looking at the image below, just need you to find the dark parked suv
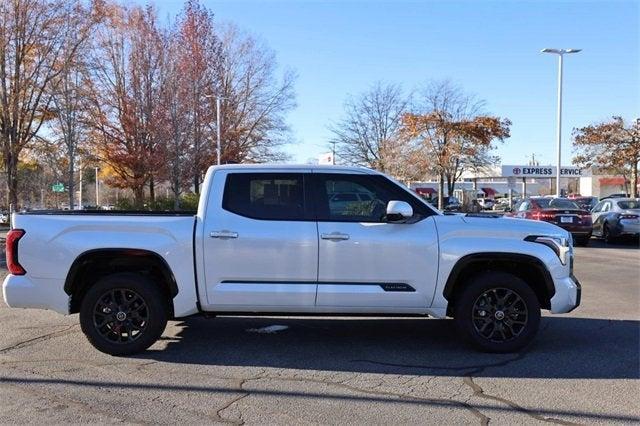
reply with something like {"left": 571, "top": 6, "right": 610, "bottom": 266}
{"left": 511, "top": 197, "right": 592, "bottom": 246}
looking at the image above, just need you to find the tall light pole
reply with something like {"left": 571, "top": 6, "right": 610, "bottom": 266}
{"left": 95, "top": 167, "right": 99, "bottom": 207}
{"left": 541, "top": 48, "right": 581, "bottom": 197}
{"left": 205, "top": 94, "right": 224, "bottom": 165}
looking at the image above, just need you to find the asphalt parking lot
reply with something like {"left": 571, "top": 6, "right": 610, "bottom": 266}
{"left": 0, "top": 239, "right": 638, "bottom": 424}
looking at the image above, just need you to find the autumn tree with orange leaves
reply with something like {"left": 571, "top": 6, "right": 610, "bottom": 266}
{"left": 86, "top": 4, "right": 167, "bottom": 208}
{"left": 573, "top": 117, "right": 639, "bottom": 197}
{"left": 402, "top": 81, "right": 511, "bottom": 209}
{"left": 0, "top": 0, "right": 101, "bottom": 208}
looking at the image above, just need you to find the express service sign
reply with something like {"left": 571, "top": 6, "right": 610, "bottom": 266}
{"left": 501, "top": 165, "right": 586, "bottom": 178}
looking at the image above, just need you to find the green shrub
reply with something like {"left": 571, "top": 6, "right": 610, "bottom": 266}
{"left": 114, "top": 193, "right": 200, "bottom": 211}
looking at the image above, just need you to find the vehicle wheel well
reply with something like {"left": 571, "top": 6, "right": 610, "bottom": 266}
{"left": 64, "top": 249, "right": 177, "bottom": 317}
{"left": 444, "top": 254, "right": 554, "bottom": 316}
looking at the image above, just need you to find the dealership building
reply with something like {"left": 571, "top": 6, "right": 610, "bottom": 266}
{"left": 410, "top": 164, "right": 634, "bottom": 200}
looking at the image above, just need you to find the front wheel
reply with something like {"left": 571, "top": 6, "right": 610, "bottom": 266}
{"left": 454, "top": 272, "right": 541, "bottom": 353}
{"left": 79, "top": 273, "right": 168, "bottom": 356}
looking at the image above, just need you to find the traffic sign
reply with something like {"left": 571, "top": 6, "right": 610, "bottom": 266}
{"left": 52, "top": 183, "right": 65, "bottom": 192}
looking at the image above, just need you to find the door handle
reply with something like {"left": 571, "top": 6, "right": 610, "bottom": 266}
{"left": 210, "top": 231, "right": 239, "bottom": 239}
{"left": 321, "top": 232, "right": 350, "bottom": 241}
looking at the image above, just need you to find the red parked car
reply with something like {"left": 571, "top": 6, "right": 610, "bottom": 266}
{"left": 511, "top": 197, "right": 592, "bottom": 246}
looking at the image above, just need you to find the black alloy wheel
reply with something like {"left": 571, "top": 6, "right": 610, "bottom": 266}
{"left": 454, "top": 271, "right": 541, "bottom": 353}
{"left": 93, "top": 288, "right": 149, "bottom": 344}
{"left": 80, "top": 273, "right": 168, "bottom": 356}
{"left": 471, "top": 288, "right": 528, "bottom": 343}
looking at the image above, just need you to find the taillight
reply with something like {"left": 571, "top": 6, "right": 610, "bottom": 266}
{"left": 533, "top": 212, "right": 555, "bottom": 221}
{"left": 580, "top": 213, "right": 592, "bottom": 223}
{"left": 6, "top": 229, "right": 26, "bottom": 275}
{"left": 620, "top": 214, "right": 639, "bottom": 220}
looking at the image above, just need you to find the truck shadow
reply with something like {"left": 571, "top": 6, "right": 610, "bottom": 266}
{"left": 137, "top": 316, "right": 639, "bottom": 380}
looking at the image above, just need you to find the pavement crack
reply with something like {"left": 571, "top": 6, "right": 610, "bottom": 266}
{"left": 0, "top": 324, "right": 79, "bottom": 354}
{"left": 265, "top": 374, "right": 490, "bottom": 425}
{"left": 215, "top": 370, "right": 266, "bottom": 425}
{"left": 462, "top": 376, "right": 578, "bottom": 425}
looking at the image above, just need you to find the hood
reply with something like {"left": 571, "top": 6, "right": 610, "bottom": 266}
{"left": 433, "top": 214, "right": 570, "bottom": 242}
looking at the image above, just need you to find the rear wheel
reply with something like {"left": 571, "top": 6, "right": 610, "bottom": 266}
{"left": 454, "top": 272, "right": 541, "bottom": 353}
{"left": 603, "top": 223, "right": 615, "bottom": 244}
{"left": 79, "top": 273, "right": 168, "bottom": 356}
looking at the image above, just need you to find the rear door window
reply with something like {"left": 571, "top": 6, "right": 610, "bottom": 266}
{"left": 222, "top": 173, "right": 310, "bottom": 221}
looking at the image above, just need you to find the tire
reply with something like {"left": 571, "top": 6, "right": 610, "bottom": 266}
{"left": 575, "top": 236, "right": 590, "bottom": 247}
{"left": 603, "top": 223, "right": 615, "bottom": 244}
{"left": 79, "top": 272, "right": 168, "bottom": 356}
{"left": 453, "top": 271, "right": 541, "bottom": 353}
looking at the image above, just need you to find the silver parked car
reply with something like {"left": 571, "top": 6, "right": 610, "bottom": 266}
{"left": 591, "top": 198, "right": 640, "bottom": 242}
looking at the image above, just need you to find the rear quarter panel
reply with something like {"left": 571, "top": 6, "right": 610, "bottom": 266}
{"left": 12, "top": 214, "right": 198, "bottom": 317}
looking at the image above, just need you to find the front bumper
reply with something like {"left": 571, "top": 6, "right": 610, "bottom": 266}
{"left": 2, "top": 275, "right": 70, "bottom": 315}
{"left": 550, "top": 274, "right": 581, "bottom": 314}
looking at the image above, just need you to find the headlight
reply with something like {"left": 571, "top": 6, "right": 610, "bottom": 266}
{"left": 525, "top": 235, "right": 572, "bottom": 265}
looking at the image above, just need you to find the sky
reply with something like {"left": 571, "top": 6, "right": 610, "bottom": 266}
{"left": 144, "top": 0, "right": 639, "bottom": 166}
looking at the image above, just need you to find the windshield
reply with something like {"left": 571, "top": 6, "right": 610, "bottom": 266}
{"left": 535, "top": 198, "right": 580, "bottom": 210}
{"left": 617, "top": 200, "right": 640, "bottom": 209}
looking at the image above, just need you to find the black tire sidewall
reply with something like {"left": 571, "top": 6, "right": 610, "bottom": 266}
{"left": 79, "top": 272, "right": 168, "bottom": 356}
{"left": 454, "top": 271, "right": 541, "bottom": 353}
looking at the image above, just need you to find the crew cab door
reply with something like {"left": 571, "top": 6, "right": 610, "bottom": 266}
{"left": 201, "top": 169, "right": 318, "bottom": 310}
{"left": 313, "top": 172, "right": 439, "bottom": 310}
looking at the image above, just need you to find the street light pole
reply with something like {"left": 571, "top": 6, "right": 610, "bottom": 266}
{"left": 205, "top": 94, "right": 224, "bottom": 165}
{"left": 95, "top": 167, "right": 99, "bottom": 207}
{"left": 541, "top": 48, "right": 581, "bottom": 197}
{"left": 216, "top": 96, "right": 221, "bottom": 165}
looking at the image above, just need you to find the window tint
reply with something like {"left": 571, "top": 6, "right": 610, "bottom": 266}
{"left": 617, "top": 200, "right": 640, "bottom": 209}
{"left": 602, "top": 202, "right": 611, "bottom": 212}
{"left": 315, "top": 174, "right": 431, "bottom": 222}
{"left": 535, "top": 198, "right": 580, "bottom": 209}
{"left": 223, "top": 173, "right": 307, "bottom": 220}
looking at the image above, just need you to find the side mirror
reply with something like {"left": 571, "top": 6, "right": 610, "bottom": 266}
{"left": 504, "top": 207, "right": 512, "bottom": 212}
{"left": 386, "top": 200, "right": 413, "bottom": 222}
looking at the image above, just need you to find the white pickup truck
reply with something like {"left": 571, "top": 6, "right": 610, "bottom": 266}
{"left": 3, "top": 165, "right": 581, "bottom": 355}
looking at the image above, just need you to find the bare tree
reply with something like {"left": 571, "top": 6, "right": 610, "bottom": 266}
{"left": 48, "top": 52, "right": 91, "bottom": 209}
{"left": 215, "top": 24, "right": 296, "bottom": 164}
{"left": 330, "top": 82, "right": 416, "bottom": 176}
{"left": 160, "top": 33, "right": 192, "bottom": 209}
{"left": 402, "top": 81, "right": 511, "bottom": 209}
{"left": 174, "top": 0, "right": 221, "bottom": 194}
{"left": 0, "top": 0, "right": 98, "bottom": 208}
